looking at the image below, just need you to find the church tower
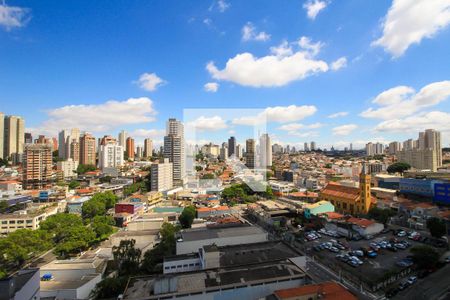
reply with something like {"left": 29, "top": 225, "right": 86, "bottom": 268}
{"left": 359, "top": 163, "right": 372, "bottom": 213}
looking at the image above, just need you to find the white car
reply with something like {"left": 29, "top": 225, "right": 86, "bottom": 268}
{"left": 397, "top": 230, "right": 407, "bottom": 237}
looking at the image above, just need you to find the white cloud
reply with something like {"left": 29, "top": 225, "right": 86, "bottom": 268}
{"left": 203, "top": 18, "right": 212, "bottom": 26}
{"left": 307, "top": 122, "right": 324, "bottom": 129}
{"left": 207, "top": 36, "right": 329, "bottom": 87}
{"left": 331, "top": 56, "right": 347, "bottom": 71}
{"left": 287, "top": 131, "right": 319, "bottom": 138}
{"left": 360, "top": 81, "right": 450, "bottom": 120}
{"left": 374, "top": 111, "right": 450, "bottom": 134}
{"left": 30, "top": 97, "right": 157, "bottom": 136}
{"left": 209, "top": 0, "right": 230, "bottom": 13}
{"left": 332, "top": 124, "right": 357, "bottom": 136}
{"left": 278, "top": 122, "right": 323, "bottom": 131}
{"left": 242, "top": 22, "right": 271, "bottom": 42}
{"left": 131, "top": 128, "right": 165, "bottom": 138}
{"left": 303, "top": 0, "right": 328, "bottom": 20}
{"left": 136, "top": 72, "right": 166, "bottom": 91}
{"left": 233, "top": 105, "right": 317, "bottom": 125}
{"left": 187, "top": 116, "right": 228, "bottom": 131}
{"left": 204, "top": 82, "right": 219, "bottom": 92}
{"left": 328, "top": 111, "right": 348, "bottom": 118}
{"left": 372, "top": 0, "right": 450, "bottom": 58}
{"left": 0, "top": 3, "right": 30, "bottom": 30}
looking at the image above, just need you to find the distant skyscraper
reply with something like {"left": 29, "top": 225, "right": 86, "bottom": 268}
{"left": 126, "top": 137, "right": 135, "bottom": 160}
{"left": 58, "top": 130, "right": 69, "bottom": 159}
{"left": 365, "top": 142, "right": 384, "bottom": 156}
{"left": 4, "top": 115, "right": 25, "bottom": 162}
{"left": 310, "top": 141, "right": 316, "bottom": 151}
{"left": 23, "top": 144, "right": 52, "bottom": 189}
{"left": 259, "top": 133, "right": 272, "bottom": 167}
{"left": 136, "top": 146, "right": 144, "bottom": 158}
{"left": 118, "top": 130, "right": 127, "bottom": 148}
{"left": 304, "top": 142, "right": 309, "bottom": 152}
{"left": 144, "top": 138, "right": 153, "bottom": 158}
{"left": 70, "top": 139, "right": 80, "bottom": 162}
{"left": 80, "top": 133, "right": 96, "bottom": 165}
{"left": 24, "top": 132, "right": 33, "bottom": 144}
{"left": 220, "top": 143, "right": 228, "bottom": 161}
{"left": 228, "top": 136, "right": 236, "bottom": 157}
{"left": 350, "top": 143, "right": 353, "bottom": 151}
{"left": 388, "top": 141, "right": 401, "bottom": 155}
{"left": 235, "top": 144, "right": 242, "bottom": 158}
{"left": 245, "top": 139, "right": 256, "bottom": 169}
{"left": 164, "top": 118, "right": 185, "bottom": 186}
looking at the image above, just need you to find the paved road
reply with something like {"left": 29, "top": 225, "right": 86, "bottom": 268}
{"left": 393, "top": 263, "right": 450, "bottom": 300}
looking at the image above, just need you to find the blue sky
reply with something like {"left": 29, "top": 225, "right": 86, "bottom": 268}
{"left": 1, "top": 0, "right": 450, "bottom": 149}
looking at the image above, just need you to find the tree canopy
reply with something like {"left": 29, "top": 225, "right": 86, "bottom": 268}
{"left": 82, "top": 191, "right": 118, "bottom": 220}
{"left": 141, "top": 223, "right": 178, "bottom": 273}
{"left": 410, "top": 245, "right": 440, "bottom": 269}
{"left": 367, "top": 207, "right": 396, "bottom": 225}
{"left": 387, "top": 162, "right": 411, "bottom": 174}
{"left": 76, "top": 164, "right": 97, "bottom": 174}
{"left": 426, "top": 217, "right": 447, "bottom": 238}
{"left": 179, "top": 206, "right": 196, "bottom": 228}
{"left": 112, "top": 239, "right": 142, "bottom": 276}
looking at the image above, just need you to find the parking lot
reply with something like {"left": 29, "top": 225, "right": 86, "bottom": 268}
{"left": 303, "top": 229, "right": 428, "bottom": 285}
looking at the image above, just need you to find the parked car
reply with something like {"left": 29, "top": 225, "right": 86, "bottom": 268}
{"left": 367, "top": 250, "right": 378, "bottom": 258}
{"left": 329, "top": 246, "right": 340, "bottom": 253}
{"left": 350, "top": 250, "right": 364, "bottom": 257}
{"left": 396, "top": 258, "right": 413, "bottom": 267}
{"left": 347, "top": 259, "right": 358, "bottom": 267}
{"left": 398, "top": 281, "right": 410, "bottom": 290}
{"left": 350, "top": 256, "right": 363, "bottom": 265}
{"left": 394, "top": 243, "right": 406, "bottom": 250}
{"left": 397, "top": 230, "right": 407, "bottom": 237}
{"left": 407, "top": 276, "right": 417, "bottom": 285}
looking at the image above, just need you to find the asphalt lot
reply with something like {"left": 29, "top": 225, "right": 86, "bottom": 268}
{"left": 306, "top": 231, "right": 425, "bottom": 284}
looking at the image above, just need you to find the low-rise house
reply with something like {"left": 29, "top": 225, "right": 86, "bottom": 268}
{"left": 0, "top": 204, "right": 59, "bottom": 235}
{"left": 196, "top": 205, "right": 230, "bottom": 219}
{"left": 303, "top": 200, "right": 334, "bottom": 218}
{"left": 0, "top": 269, "right": 40, "bottom": 300}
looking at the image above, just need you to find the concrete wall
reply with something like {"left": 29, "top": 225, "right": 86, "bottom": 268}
{"left": 127, "top": 219, "right": 163, "bottom": 231}
{"left": 163, "top": 257, "right": 201, "bottom": 274}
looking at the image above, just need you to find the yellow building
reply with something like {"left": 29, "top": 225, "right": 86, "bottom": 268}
{"left": 320, "top": 166, "right": 373, "bottom": 215}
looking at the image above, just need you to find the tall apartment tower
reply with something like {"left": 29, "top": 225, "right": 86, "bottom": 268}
{"left": 118, "top": 130, "right": 127, "bottom": 148}
{"left": 144, "top": 138, "right": 153, "bottom": 158}
{"left": 304, "top": 142, "right": 309, "bottom": 152}
{"left": 58, "top": 129, "right": 69, "bottom": 159}
{"left": 150, "top": 158, "right": 173, "bottom": 192}
{"left": 126, "top": 137, "right": 135, "bottom": 160}
{"left": 310, "top": 141, "right": 316, "bottom": 151}
{"left": 23, "top": 144, "right": 52, "bottom": 189}
{"left": 4, "top": 115, "right": 25, "bottom": 163}
{"left": 235, "top": 144, "right": 242, "bottom": 158}
{"left": 228, "top": 136, "right": 236, "bottom": 157}
{"left": 80, "top": 133, "right": 96, "bottom": 165}
{"left": 0, "top": 112, "right": 4, "bottom": 159}
{"left": 245, "top": 139, "right": 256, "bottom": 169}
{"left": 423, "top": 129, "right": 442, "bottom": 166}
{"left": 70, "top": 139, "right": 80, "bottom": 162}
{"left": 98, "top": 144, "right": 124, "bottom": 171}
{"left": 164, "top": 118, "right": 185, "bottom": 186}
{"left": 259, "top": 133, "right": 272, "bottom": 167}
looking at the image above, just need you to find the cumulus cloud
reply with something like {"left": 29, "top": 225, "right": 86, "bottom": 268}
{"left": 278, "top": 122, "right": 323, "bottom": 131}
{"left": 30, "top": 97, "right": 157, "bottom": 136}
{"left": 233, "top": 105, "right": 317, "bottom": 125}
{"left": 372, "top": 0, "right": 450, "bottom": 58}
{"left": 136, "top": 73, "right": 166, "bottom": 91}
{"left": 204, "top": 82, "right": 219, "bottom": 92}
{"left": 209, "top": 0, "right": 230, "bottom": 12}
{"left": 207, "top": 36, "right": 329, "bottom": 87}
{"left": 303, "top": 0, "right": 329, "bottom": 20}
{"left": 0, "top": 3, "right": 30, "bottom": 30}
{"left": 374, "top": 111, "right": 450, "bottom": 134}
{"left": 360, "top": 81, "right": 450, "bottom": 120}
{"left": 242, "top": 22, "right": 271, "bottom": 42}
{"left": 331, "top": 56, "right": 347, "bottom": 71}
{"left": 328, "top": 111, "right": 348, "bottom": 118}
{"left": 187, "top": 116, "right": 228, "bottom": 131}
{"left": 332, "top": 124, "right": 357, "bottom": 136}
{"left": 136, "top": 72, "right": 166, "bottom": 91}
{"left": 131, "top": 128, "right": 165, "bottom": 138}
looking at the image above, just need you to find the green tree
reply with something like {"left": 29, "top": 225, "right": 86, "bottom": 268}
{"left": 367, "top": 207, "right": 396, "bottom": 225}
{"left": 82, "top": 199, "right": 106, "bottom": 220}
{"left": 40, "top": 213, "right": 84, "bottom": 242}
{"left": 99, "top": 176, "right": 112, "bottom": 183}
{"left": 92, "top": 216, "right": 115, "bottom": 239}
{"left": 55, "top": 226, "right": 96, "bottom": 257}
{"left": 141, "top": 223, "right": 178, "bottom": 273}
{"left": 90, "top": 191, "right": 118, "bottom": 209}
{"left": 195, "top": 165, "right": 203, "bottom": 172}
{"left": 410, "top": 245, "right": 440, "bottom": 269}
{"left": 387, "top": 162, "right": 411, "bottom": 174}
{"left": 222, "top": 184, "right": 246, "bottom": 200}
{"left": 201, "top": 173, "right": 215, "bottom": 180}
{"left": 68, "top": 180, "right": 80, "bottom": 189}
{"left": 426, "top": 217, "right": 447, "bottom": 238}
{"left": 179, "top": 206, "right": 196, "bottom": 228}
{"left": 0, "top": 158, "right": 9, "bottom": 167}
{"left": 76, "top": 164, "right": 97, "bottom": 174}
{"left": 91, "top": 277, "right": 128, "bottom": 299}
{"left": 0, "top": 200, "right": 9, "bottom": 213}
{"left": 112, "top": 239, "right": 142, "bottom": 276}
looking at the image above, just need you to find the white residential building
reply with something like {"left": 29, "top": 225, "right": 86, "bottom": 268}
{"left": 150, "top": 158, "right": 173, "bottom": 192}
{"left": 57, "top": 158, "right": 79, "bottom": 179}
{"left": 98, "top": 144, "right": 124, "bottom": 171}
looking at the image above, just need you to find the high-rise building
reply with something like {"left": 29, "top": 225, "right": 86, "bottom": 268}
{"left": 58, "top": 130, "right": 69, "bottom": 159}
{"left": 136, "top": 146, "right": 143, "bottom": 159}
{"left": 304, "top": 142, "right": 309, "bottom": 152}
{"left": 80, "top": 133, "right": 96, "bottom": 165}
{"left": 235, "top": 144, "right": 242, "bottom": 159}
{"left": 98, "top": 144, "right": 124, "bottom": 171}
{"left": 220, "top": 143, "right": 228, "bottom": 161}
{"left": 310, "top": 141, "right": 316, "bottom": 151}
{"left": 245, "top": 139, "right": 256, "bottom": 169}
{"left": 0, "top": 112, "right": 3, "bottom": 159}
{"left": 126, "top": 137, "right": 135, "bottom": 160}
{"left": 150, "top": 158, "right": 173, "bottom": 191}
{"left": 388, "top": 141, "right": 402, "bottom": 155}
{"left": 259, "top": 133, "right": 272, "bottom": 167}
{"left": 100, "top": 135, "right": 117, "bottom": 146}
{"left": 350, "top": 143, "right": 353, "bottom": 151}
{"left": 118, "top": 130, "right": 127, "bottom": 148}
{"left": 272, "top": 143, "right": 283, "bottom": 154}
{"left": 23, "top": 144, "right": 52, "bottom": 189}
{"left": 164, "top": 118, "right": 185, "bottom": 186}
{"left": 70, "top": 139, "right": 80, "bottom": 162}
{"left": 144, "top": 138, "right": 153, "bottom": 158}
{"left": 24, "top": 132, "right": 33, "bottom": 144}
{"left": 201, "top": 143, "right": 220, "bottom": 157}
{"left": 397, "top": 129, "right": 442, "bottom": 171}
{"left": 4, "top": 115, "right": 25, "bottom": 162}
{"left": 228, "top": 136, "right": 236, "bottom": 157}
{"left": 365, "top": 142, "right": 384, "bottom": 156}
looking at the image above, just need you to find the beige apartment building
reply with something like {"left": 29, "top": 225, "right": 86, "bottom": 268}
{"left": 23, "top": 144, "right": 53, "bottom": 189}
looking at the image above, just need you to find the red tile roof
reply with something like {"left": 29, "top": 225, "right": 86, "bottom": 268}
{"left": 321, "top": 182, "right": 360, "bottom": 201}
{"left": 323, "top": 212, "right": 345, "bottom": 220}
{"left": 274, "top": 281, "right": 357, "bottom": 300}
{"left": 347, "top": 217, "right": 375, "bottom": 228}
{"left": 197, "top": 205, "right": 230, "bottom": 212}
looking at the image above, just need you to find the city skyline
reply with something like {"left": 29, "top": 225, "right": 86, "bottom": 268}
{"left": 1, "top": 1, "right": 450, "bottom": 149}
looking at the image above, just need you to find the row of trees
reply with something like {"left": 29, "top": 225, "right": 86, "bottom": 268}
{"left": 221, "top": 183, "right": 274, "bottom": 204}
